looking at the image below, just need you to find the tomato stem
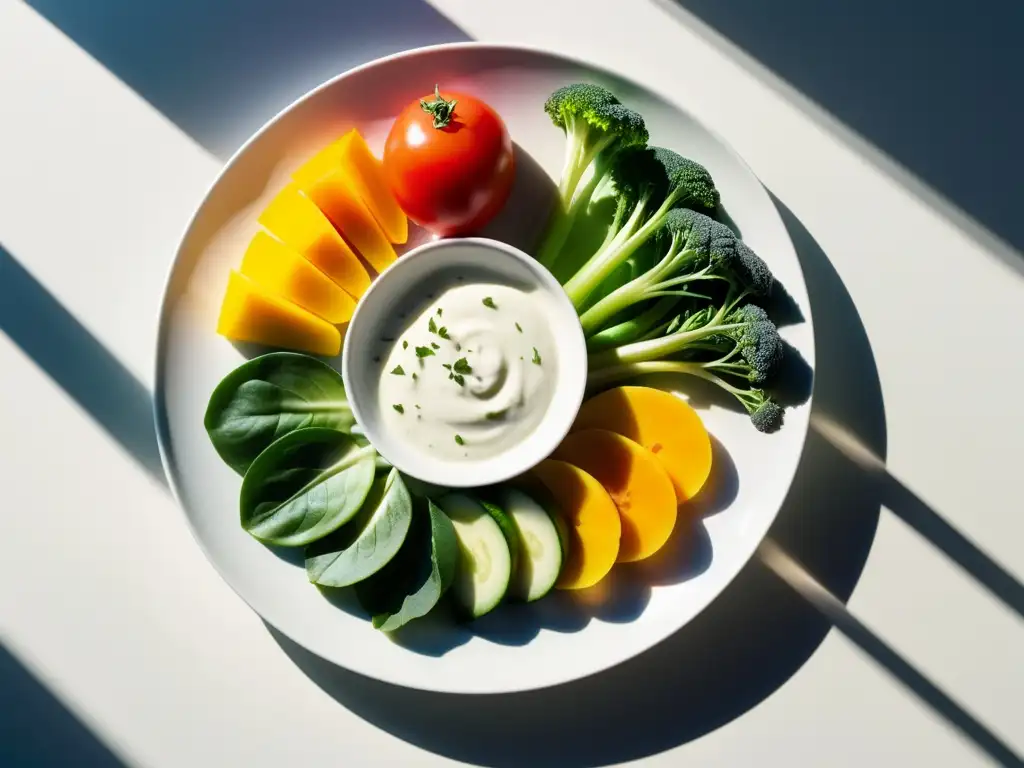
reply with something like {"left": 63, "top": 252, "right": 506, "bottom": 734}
{"left": 420, "top": 84, "right": 458, "bottom": 129}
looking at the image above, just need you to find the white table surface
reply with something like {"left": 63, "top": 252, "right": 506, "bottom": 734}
{"left": 1, "top": 0, "right": 1021, "bottom": 765}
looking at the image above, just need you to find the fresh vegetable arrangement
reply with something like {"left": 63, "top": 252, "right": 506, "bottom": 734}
{"left": 204, "top": 80, "right": 794, "bottom": 636}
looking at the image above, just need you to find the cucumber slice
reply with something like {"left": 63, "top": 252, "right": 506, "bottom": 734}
{"left": 495, "top": 487, "right": 565, "bottom": 602}
{"left": 477, "top": 498, "right": 520, "bottom": 578}
{"left": 436, "top": 493, "right": 512, "bottom": 619}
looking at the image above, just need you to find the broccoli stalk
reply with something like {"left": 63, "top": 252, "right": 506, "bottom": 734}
{"left": 587, "top": 360, "right": 784, "bottom": 432}
{"left": 584, "top": 295, "right": 680, "bottom": 353}
{"left": 562, "top": 146, "right": 720, "bottom": 309}
{"left": 577, "top": 208, "right": 739, "bottom": 336}
{"left": 535, "top": 85, "right": 648, "bottom": 270}
{"left": 587, "top": 304, "right": 785, "bottom": 432}
{"left": 589, "top": 304, "right": 782, "bottom": 375}
{"left": 546, "top": 84, "right": 616, "bottom": 200}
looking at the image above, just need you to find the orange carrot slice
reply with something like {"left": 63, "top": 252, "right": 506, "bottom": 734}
{"left": 574, "top": 386, "right": 712, "bottom": 503}
{"left": 528, "top": 460, "right": 620, "bottom": 590}
{"left": 555, "top": 429, "right": 677, "bottom": 562}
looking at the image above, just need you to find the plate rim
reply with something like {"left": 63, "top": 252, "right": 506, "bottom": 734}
{"left": 152, "top": 40, "right": 816, "bottom": 694}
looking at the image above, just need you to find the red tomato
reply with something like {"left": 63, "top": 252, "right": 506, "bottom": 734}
{"left": 383, "top": 86, "right": 514, "bottom": 237}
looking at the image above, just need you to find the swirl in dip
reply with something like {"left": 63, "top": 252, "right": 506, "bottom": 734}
{"left": 376, "top": 278, "right": 557, "bottom": 460}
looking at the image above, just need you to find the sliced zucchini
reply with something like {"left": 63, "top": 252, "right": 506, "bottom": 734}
{"left": 436, "top": 493, "right": 512, "bottom": 619}
{"left": 495, "top": 487, "right": 565, "bottom": 602}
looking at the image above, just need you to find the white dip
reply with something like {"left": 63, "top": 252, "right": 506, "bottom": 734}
{"left": 375, "top": 279, "right": 558, "bottom": 461}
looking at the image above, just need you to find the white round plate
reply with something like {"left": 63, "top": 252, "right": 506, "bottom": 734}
{"left": 154, "top": 43, "right": 815, "bottom": 694}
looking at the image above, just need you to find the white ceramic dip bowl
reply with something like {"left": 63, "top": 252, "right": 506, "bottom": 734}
{"left": 342, "top": 237, "right": 587, "bottom": 488}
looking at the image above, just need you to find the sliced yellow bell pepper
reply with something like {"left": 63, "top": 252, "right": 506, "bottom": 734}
{"left": 258, "top": 184, "right": 370, "bottom": 299}
{"left": 240, "top": 231, "right": 356, "bottom": 324}
{"left": 293, "top": 129, "right": 408, "bottom": 245}
{"left": 216, "top": 270, "right": 341, "bottom": 356}
{"left": 299, "top": 169, "right": 396, "bottom": 274}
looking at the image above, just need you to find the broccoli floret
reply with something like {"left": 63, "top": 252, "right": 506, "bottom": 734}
{"left": 578, "top": 208, "right": 750, "bottom": 336}
{"left": 602, "top": 149, "right": 713, "bottom": 229}
{"left": 609, "top": 148, "right": 719, "bottom": 218}
{"left": 732, "top": 242, "right": 774, "bottom": 298}
{"left": 543, "top": 83, "right": 620, "bottom": 124}
{"left": 749, "top": 398, "right": 784, "bottom": 432}
{"left": 542, "top": 83, "right": 647, "bottom": 205}
{"left": 562, "top": 147, "right": 720, "bottom": 308}
{"left": 588, "top": 103, "right": 648, "bottom": 146}
{"left": 536, "top": 84, "right": 649, "bottom": 269}
{"left": 688, "top": 305, "right": 783, "bottom": 384}
{"left": 668, "top": 155, "right": 720, "bottom": 211}
{"left": 730, "top": 305, "right": 784, "bottom": 383}
{"left": 659, "top": 206, "right": 723, "bottom": 250}
{"left": 735, "top": 303, "right": 770, "bottom": 322}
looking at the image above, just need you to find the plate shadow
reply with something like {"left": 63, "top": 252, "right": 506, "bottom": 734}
{"left": 267, "top": 194, "right": 887, "bottom": 766}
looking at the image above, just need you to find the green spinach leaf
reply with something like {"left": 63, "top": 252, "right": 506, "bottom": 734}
{"left": 240, "top": 428, "right": 375, "bottom": 546}
{"left": 205, "top": 352, "right": 355, "bottom": 474}
{"left": 355, "top": 500, "right": 459, "bottom": 631}
{"left": 305, "top": 468, "right": 413, "bottom": 587}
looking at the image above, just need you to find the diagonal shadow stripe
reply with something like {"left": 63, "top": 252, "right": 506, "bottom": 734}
{"left": 25, "top": 0, "right": 471, "bottom": 159}
{"left": 0, "top": 244, "right": 166, "bottom": 485}
{"left": 0, "top": 644, "right": 127, "bottom": 768}
{"left": 760, "top": 540, "right": 1024, "bottom": 768}
{"left": 655, "top": 0, "right": 1024, "bottom": 273}
{"left": 883, "top": 476, "right": 1024, "bottom": 617}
